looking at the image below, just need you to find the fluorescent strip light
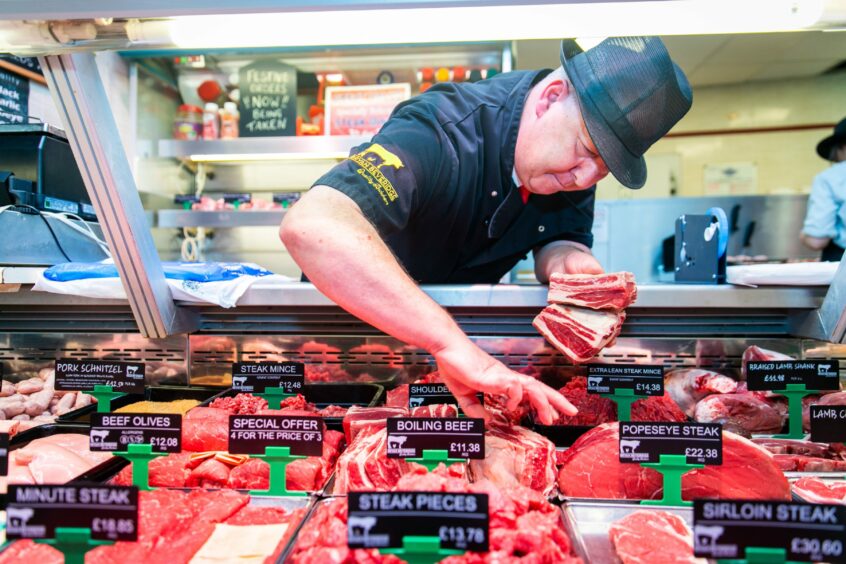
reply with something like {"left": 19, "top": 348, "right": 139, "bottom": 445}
{"left": 189, "top": 152, "right": 347, "bottom": 162}
{"left": 166, "top": 0, "right": 826, "bottom": 48}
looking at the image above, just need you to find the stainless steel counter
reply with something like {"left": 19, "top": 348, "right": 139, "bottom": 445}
{"left": 231, "top": 282, "right": 826, "bottom": 309}
{"left": 0, "top": 282, "right": 825, "bottom": 309}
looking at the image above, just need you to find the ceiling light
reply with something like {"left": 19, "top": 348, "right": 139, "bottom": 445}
{"left": 162, "top": 0, "right": 827, "bottom": 49}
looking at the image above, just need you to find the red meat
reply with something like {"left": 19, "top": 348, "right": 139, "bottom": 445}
{"left": 533, "top": 304, "right": 626, "bottom": 364}
{"left": 557, "top": 422, "right": 790, "bottom": 501}
{"left": 183, "top": 407, "right": 230, "bottom": 451}
{"left": 554, "top": 377, "right": 686, "bottom": 425}
{"left": 185, "top": 458, "right": 231, "bottom": 488}
{"left": 208, "top": 393, "right": 268, "bottom": 414}
{"left": 609, "top": 510, "right": 699, "bottom": 564}
{"left": 547, "top": 271, "right": 637, "bottom": 311}
{"left": 792, "top": 477, "right": 846, "bottom": 504}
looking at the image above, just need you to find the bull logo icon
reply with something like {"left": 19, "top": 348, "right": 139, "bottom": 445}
{"left": 818, "top": 363, "right": 832, "bottom": 374}
{"left": 620, "top": 440, "right": 641, "bottom": 454}
{"left": 694, "top": 525, "right": 725, "bottom": 548}
{"left": 587, "top": 377, "right": 603, "bottom": 389}
{"left": 387, "top": 435, "right": 408, "bottom": 451}
{"left": 7, "top": 507, "right": 34, "bottom": 529}
{"left": 409, "top": 397, "right": 425, "bottom": 408}
{"left": 232, "top": 376, "right": 248, "bottom": 389}
{"left": 349, "top": 515, "right": 378, "bottom": 544}
{"left": 90, "top": 429, "right": 110, "bottom": 444}
{"left": 127, "top": 365, "right": 139, "bottom": 376}
{"left": 360, "top": 144, "right": 404, "bottom": 171}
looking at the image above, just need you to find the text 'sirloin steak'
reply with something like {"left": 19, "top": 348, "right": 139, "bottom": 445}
{"left": 533, "top": 305, "right": 625, "bottom": 364}
{"left": 557, "top": 423, "right": 790, "bottom": 501}
{"left": 664, "top": 368, "right": 738, "bottom": 417}
{"left": 609, "top": 510, "right": 705, "bottom": 564}
{"left": 547, "top": 272, "right": 638, "bottom": 311}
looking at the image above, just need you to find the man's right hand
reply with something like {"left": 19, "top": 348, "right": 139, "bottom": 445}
{"left": 433, "top": 339, "right": 577, "bottom": 425}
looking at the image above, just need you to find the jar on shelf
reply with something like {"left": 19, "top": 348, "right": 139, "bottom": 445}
{"left": 202, "top": 102, "right": 220, "bottom": 140}
{"left": 173, "top": 104, "right": 203, "bottom": 140}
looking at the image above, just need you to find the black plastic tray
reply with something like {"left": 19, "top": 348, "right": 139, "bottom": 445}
{"left": 56, "top": 385, "right": 225, "bottom": 423}
{"left": 200, "top": 383, "right": 384, "bottom": 431}
{"left": 2, "top": 423, "right": 129, "bottom": 506}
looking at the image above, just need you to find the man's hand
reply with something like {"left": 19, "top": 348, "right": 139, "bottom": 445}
{"left": 534, "top": 241, "right": 603, "bottom": 283}
{"left": 433, "top": 340, "right": 577, "bottom": 424}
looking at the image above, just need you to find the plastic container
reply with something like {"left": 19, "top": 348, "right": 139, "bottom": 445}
{"left": 220, "top": 101, "right": 239, "bottom": 139}
{"left": 202, "top": 102, "right": 220, "bottom": 140}
{"left": 173, "top": 104, "right": 203, "bottom": 140}
{"left": 57, "top": 385, "right": 224, "bottom": 423}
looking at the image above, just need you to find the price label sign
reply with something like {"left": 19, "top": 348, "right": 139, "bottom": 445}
{"left": 7, "top": 485, "right": 139, "bottom": 542}
{"left": 55, "top": 360, "right": 145, "bottom": 394}
{"left": 809, "top": 405, "right": 846, "bottom": 444}
{"left": 693, "top": 500, "right": 846, "bottom": 562}
{"left": 619, "top": 422, "right": 723, "bottom": 465}
{"left": 231, "top": 362, "right": 304, "bottom": 394}
{"left": 586, "top": 364, "right": 665, "bottom": 396}
{"left": 228, "top": 415, "right": 322, "bottom": 456}
{"left": 90, "top": 413, "right": 182, "bottom": 453}
{"left": 348, "top": 491, "right": 489, "bottom": 552}
{"left": 0, "top": 432, "right": 8, "bottom": 477}
{"left": 408, "top": 384, "right": 484, "bottom": 412}
{"left": 386, "top": 417, "right": 485, "bottom": 460}
{"left": 745, "top": 360, "right": 839, "bottom": 391}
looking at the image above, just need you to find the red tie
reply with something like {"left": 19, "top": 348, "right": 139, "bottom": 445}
{"left": 519, "top": 186, "right": 530, "bottom": 205}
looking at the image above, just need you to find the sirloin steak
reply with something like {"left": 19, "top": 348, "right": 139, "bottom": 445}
{"left": 609, "top": 510, "right": 705, "bottom": 564}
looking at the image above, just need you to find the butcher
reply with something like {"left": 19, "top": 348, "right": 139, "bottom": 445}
{"left": 280, "top": 37, "right": 692, "bottom": 423}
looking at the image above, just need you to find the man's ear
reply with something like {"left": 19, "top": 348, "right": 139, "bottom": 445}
{"left": 535, "top": 80, "right": 571, "bottom": 118}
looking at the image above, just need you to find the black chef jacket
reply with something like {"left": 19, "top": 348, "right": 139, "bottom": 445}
{"left": 313, "top": 69, "right": 596, "bottom": 284}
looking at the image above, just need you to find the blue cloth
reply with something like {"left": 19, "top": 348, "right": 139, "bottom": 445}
{"left": 44, "top": 261, "right": 273, "bottom": 282}
{"left": 803, "top": 161, "right": 846, "bottom": 249}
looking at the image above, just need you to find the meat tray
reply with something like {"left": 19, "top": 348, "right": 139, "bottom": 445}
{"left": 56, "top": 385, "right": 225, "bottom": 423}
{"left": 201, "top": 382, "right": 384, "bottom": 431}
{"left": 277, "top": 496, "right": 342, "bottom": 563}
{"left": 561, "top": 501, "right": 695, "bottom": 563}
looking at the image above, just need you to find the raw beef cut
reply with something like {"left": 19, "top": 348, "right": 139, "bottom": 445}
{"left": 468, "top": 423, "right": 557, "bottom": 496}
{"left": 342, "top": 405, "right": 408, "bottom": 443}
{"left": 533, "top": 304, "right": 625, "bottom": 364}
{"left": 208, "top": 393, "right": 268, "bottom": 414}
{"left": 547, "top": 271, "right": 637, "bottom": 311}
{"left": 554, "top": 376, "right": 686, "bottom": 425}
{"left": 609, "top": 510, "right": 705, "bottom": 564}
{"left": 752, "top": 438, "right": 846, "bottom": 459}
{"left": 792, "top": 477, "right": 846, "bottom": 504}
{"left": 557, "top": 423, "right": 790, "bottom": 501}
{"left": 182, "top": 407, "right": 230, "bottom": 451}
{"left": 694, "top": 391, "right": 787, "bottom": 435}
{"left": 664, "top": 368, "right": 738, "bottom": 417}
{"left": 1, "top": 433, "right": 112, "bottom": 492}
{"left": 773, "top": 454, "right": 846, "bottom": 472}
{"left": 803, "top": 391, "right": 846, "bottom": 431}
{"left": 289, "top": 466, "right": 582, "bottom": 564}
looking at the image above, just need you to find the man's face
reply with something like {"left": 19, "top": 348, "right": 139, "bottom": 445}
{"left": 515, "top": 79, "right": 609, "bottom": 194}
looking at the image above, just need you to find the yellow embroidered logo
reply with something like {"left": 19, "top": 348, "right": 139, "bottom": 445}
{"left": 349, "top": 143, "right": 403, "bottom": 205}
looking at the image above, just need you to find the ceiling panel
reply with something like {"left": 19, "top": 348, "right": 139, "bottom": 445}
{"left": 751, "top": 60, "right": 838, "bottom": 81}
{"left": 660, "top": 35, "right": 728, "bottom": 74}
{"left": 780, "top": 31, "right": 846, "bottom": 61}
{"left": 705, "top": 33, "right": 805, "bottom": 64}
{"left": 687, "top": 63, "right": 763, "bottom": 87}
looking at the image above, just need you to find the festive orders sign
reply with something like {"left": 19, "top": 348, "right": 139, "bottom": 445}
{"left": 324, "top": 83, "right": 410, "bottom": 136}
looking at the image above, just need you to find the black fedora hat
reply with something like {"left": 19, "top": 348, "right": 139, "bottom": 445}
{"left": 560, "top": 37, "right": 692, "bottom": 189}
{"left": 816, "top": 118, "right": 846, "bottom": 161}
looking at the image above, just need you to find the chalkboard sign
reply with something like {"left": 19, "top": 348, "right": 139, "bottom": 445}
{"left": 238, "top": 60, "right": 296, "bottom": 137}
{"left": 0, "top": 68, "right": 29, "bottom": 125}
{"left": 0, "top": 55, "right": 42, "bottom": 76}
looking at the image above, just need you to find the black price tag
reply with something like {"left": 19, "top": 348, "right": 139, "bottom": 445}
{"left": 386, "top": 417, "right": 484, "bottom": 460}
{"left": 408, "top": 384, "right": 484, "bottom": 411}
{"left": 619, "top": 422, "right": 723, "bottom": 465}
{"left": 228, "top": 415, "right": 322, "bottom": 456}
{"left": 348, "top": 491, "right": 489, "bottom": 552}
{"left": 0, "top": 433, "right": 8, "bottom": 477}
{"left": 7, "top": 485, "right": 139, "bottom": 542}
{"left": 173, "top": 194, "right": 200, "bottom": 204}
{"left": 693, "top": 500, "right": 846, "bottom": 562}
{"left": 222, "top": 193, "right": 252, "bottom": 204}
{"left": 231, "top": 362, "right": 304, "bottom": 394}
{"left": 55, "top": 359, "right": 145, "bottom": 394}
{"left": 745, "top": 360, "right": 839, "bottom": 391}
{"left": 91, "top": 413, "right": 182, "bottom": 453}
{"left": 586, "top": 364, "right": 665, "bottom": 396}
{"left": 809, "top": 405, "right": 846, "bottom": 444}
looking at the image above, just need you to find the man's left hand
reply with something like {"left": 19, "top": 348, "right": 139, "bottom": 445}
{"left": 560, "top": 248, "right": 603, "bottom": 275}
{"left": 534, "top": 242, "right": 604, "bottom": 282}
